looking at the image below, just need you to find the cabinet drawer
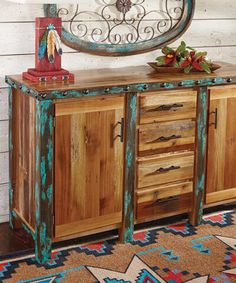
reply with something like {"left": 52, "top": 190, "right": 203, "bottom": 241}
{"left": 137, "top": 181, "right": 193, "bottom": 204}
{"left": 139, "top": 90, "right": 197, "bottom": 124}
{"left": 138, "top": 152, "right": 194, "bottom": 188}
{"left": 136, "top": 192, "right": 192, "bottom": 221}
{"left": 138, "top": 119, "right": 195, "bottom": 155}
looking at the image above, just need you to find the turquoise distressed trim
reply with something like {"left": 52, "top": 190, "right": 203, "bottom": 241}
{"left": 195, "top": 86, "right": 208, "bottom": 225}
{"left": 123, "top": 93, "right": 137, "bottom": 243}
{"left": 35, "top": 100, "right": 54, "bottom": 264}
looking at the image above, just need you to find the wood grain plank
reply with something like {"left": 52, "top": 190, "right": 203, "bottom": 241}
{"left": 206, "top": 188, "right": 236, "bottom": 204}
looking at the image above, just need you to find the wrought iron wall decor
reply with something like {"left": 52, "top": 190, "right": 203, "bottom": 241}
{"left": 44, "top": 0, "right": 195, "bottom": 56}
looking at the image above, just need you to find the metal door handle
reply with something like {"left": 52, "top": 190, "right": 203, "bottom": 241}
{"left": 117, "top": 118, "right": 124, "bottom": 143}
{"left": 209, "top": 108, "right": 218, "bottom": 129}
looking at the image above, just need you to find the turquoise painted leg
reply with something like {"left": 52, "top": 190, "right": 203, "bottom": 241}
{"left": 35, "top": 100, "right": 54, "bottom": 264}
{"left": 121, "top": 92, "right": 137, "bottom": 243}
{"left": 191, "top": 86, "right": 209, "bottom": 226}
{"left": 8, "top": 87, "right": 14, "bottom": 229}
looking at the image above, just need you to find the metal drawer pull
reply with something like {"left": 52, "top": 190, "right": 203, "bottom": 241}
{"left": 156, "top": 165, "right": 181, "bottom": 173}
{"left": 148, "top": 103, "right": 184, "bottom": 112}
{"left": 155, "top": 196, "right": 180, "bottom": 204}
{"left": 147, "top": 134, "right": 182, "bottom": 144}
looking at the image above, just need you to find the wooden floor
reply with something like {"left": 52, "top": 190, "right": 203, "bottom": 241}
{"left": 0, "top": 204, "right": 235, "bottom": 261}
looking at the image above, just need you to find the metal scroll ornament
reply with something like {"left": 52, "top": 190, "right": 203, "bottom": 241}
{"left": 44, "top": 0, "right": 195, "bottom": 56}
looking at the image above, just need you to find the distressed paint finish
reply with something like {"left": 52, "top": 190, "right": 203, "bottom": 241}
{"left": 8, "top": 87, "right": 13, "bottom": 229}
{"left": 35, "top": 99, "right": 54, "bottom": 264}
{"left": 44, "top": 1, "right": 195, "bottom": 56}
{"left": 5, "top": 76, "right": 234, "bottom": 101}
{"left": 12, "top": 210, "right": 36, "bottom": 240}
{"left": 120, "top": 92, "right": 137, "bottom": 243}
{"left": 190, "top": 86, "right": 209, "bottom": 226}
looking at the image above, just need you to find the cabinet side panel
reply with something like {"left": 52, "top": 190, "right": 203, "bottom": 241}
{"left": 12, "top": 89, "right": 36, "bottom": 229}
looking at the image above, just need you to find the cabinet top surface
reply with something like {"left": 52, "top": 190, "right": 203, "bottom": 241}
{"left": 5, "top": 62, "right": 236, "bottom": 98}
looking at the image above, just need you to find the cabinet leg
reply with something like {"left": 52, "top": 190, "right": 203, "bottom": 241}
{"left": 35, "top": 100, "right": 54, "bottom": 264}
{"left": 120, "top": 93, "right": 137, "bottom": 243}
{"left": 190, "top": 86, "right": 209, "bottom": 226}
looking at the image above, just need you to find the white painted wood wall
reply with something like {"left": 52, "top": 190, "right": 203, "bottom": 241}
{"left": 0, "top": 0, "right": 235, "bottom": 223}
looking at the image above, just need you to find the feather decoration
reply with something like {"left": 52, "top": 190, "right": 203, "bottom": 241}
{"left": 47, "top": 30, "right": 55, "bottom": 64}
{"left": 38, "top": 30, "right": 48, "bottom": 61}
{"left": 52, "top": 29, "right": 63, "bottom": 56}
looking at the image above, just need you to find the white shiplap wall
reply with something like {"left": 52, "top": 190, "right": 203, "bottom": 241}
{"left": 0, "top": 0, "right": 235, "bottom": 223}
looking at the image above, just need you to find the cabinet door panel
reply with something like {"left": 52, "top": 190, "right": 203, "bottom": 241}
{"left": 206, "top": 87, "right": 236, "bottom": 204}
{"left": 54, "top": 96, "right": 124, "bottom": 239}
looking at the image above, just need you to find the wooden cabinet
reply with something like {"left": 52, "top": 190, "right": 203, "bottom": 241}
{"left": 6, "top": 63, "right": 236, "bottom": 263}
{"left": 206, "top": 86, "right": 236, "bottom": 204}
{"left": 54, "top": 96, "right": 124, "bottom": 239}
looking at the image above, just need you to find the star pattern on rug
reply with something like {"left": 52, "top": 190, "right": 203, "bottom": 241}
{"left": 87, "top": 255, "right": 209, "bottom": 283}
{"left": 215, "top": 235, "right": 236, "bottom": 279}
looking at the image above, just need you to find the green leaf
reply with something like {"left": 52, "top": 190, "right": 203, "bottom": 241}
{"left": 176, "top": 41, "right": 186, "bottom": 54}
{"left": 200, "top": 61, "right": 212, "bottom": 73}
{"left": 162, "top": 46, "right": 174, "bottom": 55}
{"left": 184, "top": 65, "right": 192, "bottom": 74}
{"left": 195, "top": 51, "right": 207, "bottom": 60}
{"left": 156, "top": 56, "right": 166, "bottom": 66}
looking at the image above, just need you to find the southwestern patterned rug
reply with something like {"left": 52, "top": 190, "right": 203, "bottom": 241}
{"left": 0, "top": 210, "right": 236, "bottom": 283}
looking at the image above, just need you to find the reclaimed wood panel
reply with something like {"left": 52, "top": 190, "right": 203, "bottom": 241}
{"left": 136, "top": 192, "right": 192, "bottom": 221}
{"left": 139, "top": 90, "right": 197, "bottom": 124}
{"left": 206, "top": 86, "right": 236, "bottom": 203}
{"left": 11, "top": 89, "right": 36, "bottom": 229}
{"left": 138, "top": 151, "right": 194, "bottom": 188}
{"left": 138, "top": 119, "right": 195, "bottom": 155}
{"left": 54, "top": 95, "right": 124, "bottom": 239}
{"left": 137, "top": 181, "right": 193, "bottom": 204}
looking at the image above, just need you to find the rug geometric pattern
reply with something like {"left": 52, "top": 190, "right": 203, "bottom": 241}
{"left": 0, "top": 210, "right": 235, "bottom": 283}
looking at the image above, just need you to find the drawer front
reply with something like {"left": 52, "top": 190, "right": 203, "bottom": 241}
{"left": 139, "top": 90, "right": 197, "bottom": 124}
{"left": 138, "top": 152, "right": 194, "bottom": 188}
{"left": 136, "top": 192, "right": 192, "bottom": 221}
{"left": 137, "top": 181, "right": 193, "bottom": 204}
{"left": 138, "top": 119, "right": 195, "bottom": 155}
